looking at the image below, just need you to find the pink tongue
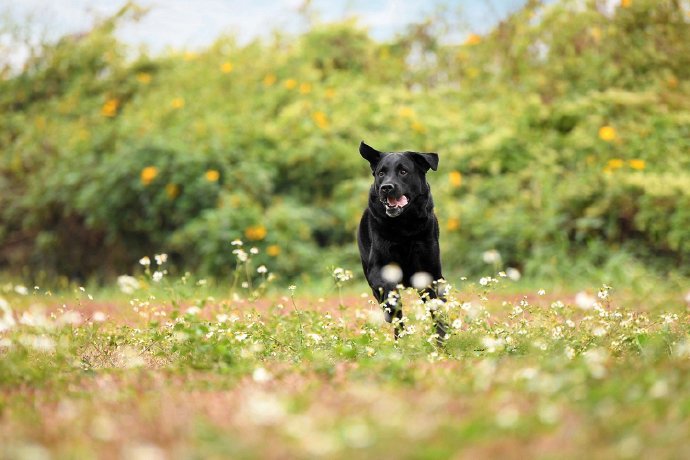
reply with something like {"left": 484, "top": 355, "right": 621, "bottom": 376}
{"left": 387, "top": 195, "right": 408, "bottom": 208}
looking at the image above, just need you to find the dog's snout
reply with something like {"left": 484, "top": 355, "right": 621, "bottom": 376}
{"left": 380, "top": 183, "right": 394, "bottom": 194}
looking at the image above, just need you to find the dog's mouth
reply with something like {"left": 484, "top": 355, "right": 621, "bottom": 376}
{"left": 381, "top": 194, "right": 409, "bottom": 217}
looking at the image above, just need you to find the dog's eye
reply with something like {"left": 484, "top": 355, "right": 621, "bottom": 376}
{"left": 399, "top": 169, "right": 407, "bottom": 176}
{"left": 378, "top": 171, "right": 385, "bottom": 177}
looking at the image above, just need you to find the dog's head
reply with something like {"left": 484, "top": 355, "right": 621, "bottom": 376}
{"left": 360, "top": 141, "right": 439, "bottom": 218}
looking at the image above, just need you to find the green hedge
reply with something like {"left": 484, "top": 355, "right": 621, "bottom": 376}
{"left": 1, "top": 0, "right": 689, "bottom": 282}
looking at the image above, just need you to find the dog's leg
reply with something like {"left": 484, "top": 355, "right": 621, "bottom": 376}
{"left": 420, "top": 283, "right": 448, "bottom": 345}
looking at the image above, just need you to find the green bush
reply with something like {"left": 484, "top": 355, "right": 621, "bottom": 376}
{"left": 1, "top": 0, "right": 689, "bottom": 282}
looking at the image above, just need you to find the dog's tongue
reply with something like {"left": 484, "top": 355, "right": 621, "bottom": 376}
{"left": 387, "top": 195, "right": 408, "bottom": 208}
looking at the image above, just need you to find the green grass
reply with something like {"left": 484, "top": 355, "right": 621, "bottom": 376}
{"left": 1, "top": 260, "right": 690, "bottom": 459}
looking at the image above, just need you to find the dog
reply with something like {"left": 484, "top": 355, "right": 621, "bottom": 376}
{"left": 357, "top": 141, "right": 447, "bottom": 339}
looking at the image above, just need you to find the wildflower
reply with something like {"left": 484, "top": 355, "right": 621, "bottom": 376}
{"left": 312, "top": 111, "right": 329, "bottom": 130}
{"left": 250, "top": 247, "right": 259, "bottom": 255}
{"left": 220, "top": 62, "right": 233, "bottom": 73}
{"left": 620, "top": 0, "right": 632, "bottom": 7}
{"left": 629, "top": 159, "right": 645, "bottom": 170}
{"left": 411, "top": 120, "right": 426, "bottom": 133}
{"left": 283, "top": 79, "right": 297, "bottom": 89}
{"left": 139, "top": 256, "right": 151, "bottom": 266}
{"left": 186, "top": 306, "right": 200, "bottom": 315}
{"left": 140, "top": 166, "right": 158, "bottom": 185}
{"left": 446, "top": 217, "right": 460, "bottom": 231}
{"left": 538, "top": 289, "right": 546, "bottom": 296}
{"left": 0, "top": 297, "right": 15, "bottom": 332}
{"left": 410, "top": 271, "right": 433, "bottom": 289}
{"left": 154, "top": 254, "right": 168, "bottom": 265}
{"left": 575, "top": 291, "right": 596, "bottom": 310}
{"left": 200, "top": 170, "right": 220, "bottom": 183}
{"left": 252, "top": 367, "right": 272, "bottom": 383}
{"left": 598, "top": 125, "right": 617, "bottom": 142}
{"left": 245, "top": 225, "right": 267, "bottom": 241}
{"left": 267, "top": 245, "right": 280, "bottom": 256}
{"left": 101, "top": 98, "right": 119, "bottom": 117}
{"left": 152, "top": 271, "right": 163, "bottom": 283}
{"left": 171, "top": 97, "right": 185, "bottom": 109}
{"left": 606, "top": 158, "right": 624, "bottom": 171}
{"left": 263, "top": 74, "right": 277, "bottom": 86}
{"left": 449, "top": 170, "right": 462, "bottom": 188}
{"left": 118, "top": 275, "right": 140, "bottom": 294}
{"left": 464, "top": 33, "right": 481, "bottom": 46}
{"left": 165, "top": 183, "right": 180, "bottom": 199}
{"left": 14, "top": 285, "right": 28, "bottom": 296}
{"left": 333, "top": 267, "right": 353, "bottom": 283}
{"left": 231, "top": 239, "right": 243, "bottom": 246}
{"left": 381, "top": 264, "right": 403, "bottom": 284}
{"left": 299, "top": 82, "right": 311, "bottom": 94}
{"left": 136, "top": 72, "right": 152, "bottom": 84}
{"left": 257, "top": 265, "right": 268, "bottom": 274}
{"left": 506, "top": 267, "right": 521, "bottom": 281}
{"left": 482, "top": 250, "right": 501, "bottom": 264}
{"left": 452, "top": 318, "right": 463, "bottom": 329}
{"left": 479, "top": 277, "right": 490, "bottom": 286}
{"left": 398, "top": 106, "right": 415, "bottom": 118}
{"left": 288, "top": 285, "right": 296, "bottom": 294}
{"left": 324, "top": 88, "right": 336, "bottom": 99}
{"left": 93, "top": 311, "right": 106, "bottom": 322}
{"left": 232, "top": 249, "right": 248, "bottom": 262}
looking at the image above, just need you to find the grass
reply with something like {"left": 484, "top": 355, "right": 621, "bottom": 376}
{"left": 1, "top": 254, "right": 690, "bottom": 459}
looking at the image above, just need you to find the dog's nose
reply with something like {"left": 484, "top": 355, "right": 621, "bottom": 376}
{"left": 380, "top": 184, "right": 394, "bottom": 194}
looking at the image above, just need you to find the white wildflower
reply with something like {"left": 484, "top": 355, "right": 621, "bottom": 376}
{"left": 93, "top": 311, "right": 106, "bottom": 322}
{"left": 231, "top": 239, "right": 243, "bottom": 246}
{"left": 0, "top": 297, "right": 15, "bottom": 332}
{"left": 381, "top": 264, "right": 403, "bottom": 284}
{"left": 575, "top": 291, "right": 596, "bottom": 310}
{"left": 506, "top": 267, "right": 521, "bottom": 281}
{"left": 138, "top": 256, "right": 150, "bottom": 266}
{"left": 482, "top": 249, "right": 501, "bottom": 264}
{"left": 117, "top": 275, "right": 140, "bottom": 294}
{"left": 185, "top": 306, "right": 201, "bottom": 315}
{"left": 538, "top": 289, "right": 546, "bottom": 296}
{"left": 152, "top": 271, "right": 163, "bottom": 283}
{"left": 252, "top": 367, "right": 272, "bottom": 383}
{"left": 411, "top": 272, "right": 433, "bottom": 289}
{"left": 452, "top": 318, "right": 463, "bottom": 329}
{"left": 257, "top": 265, "right": 268, "bottom": 274}
{"left": 154, "top": 253, "right": 168, "bottom": 265}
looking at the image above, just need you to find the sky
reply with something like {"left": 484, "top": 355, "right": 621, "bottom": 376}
{"left": 3, "top": 0, "right": 529, "bottom": 53}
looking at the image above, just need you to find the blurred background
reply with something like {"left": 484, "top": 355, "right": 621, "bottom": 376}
{"left": 0, "top": 0, "right": 688, "bottom": 287}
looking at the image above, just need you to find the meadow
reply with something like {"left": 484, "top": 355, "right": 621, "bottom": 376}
{"left": 1, "top": 246, "right": 690, "bottom": 459}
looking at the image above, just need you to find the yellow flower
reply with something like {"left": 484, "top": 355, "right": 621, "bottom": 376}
{"left": 245, "top": 225, "right": 267, "bottom": 241}
{"left": 205, "top": 169, "right": 220, "bottom": 182}
{"left": 267, "top": 245, "right": 280, "bottom": 257}
{"left": 299, "top": 82, "right": 312, "bottom": 94}
{"left": 284, "top": 79, "right": 297, "bottom": 90}
{"left": 312, "top": 111, "right": 329, "bottom": 130}
{"left": 464, "top": 33, "right": 481, "bottom": 46}
{"left": 166, "top": 183, "right": 180, "bottom": 199}
{"left": 606, "top": 158, "right": 624, "bottom": 170}
{"left": 411, "top": 121, "right": 426, "bottom": 133}
{"left": 171, "top": 97, "right": 185, "bottom": 109}
{"left": 447, "top": 218, "right": 460, "bottom": 231}
{"left": 449, "top": 171, "right": 462, "bottom": 188}
{"left": 101, "top": 98, "right": 119, "bottom": 117}
{"left": 398, "top": 106, "right": 415, "bottom": 118}
{"left": 141, "top": 166, "right": 158, "bottom": 185}
{"left": 629, "top": 159, "right": 646, "bottom": 170}
{"left": 598, "top": 125, "right": 617, "bottom": 142}
{"left": 621, "top": 0, "right": 632, "bottom": 8}
{"left": 136, "top": 72, "right": 152, "bottom": 84}
{"left": 325, "top": 88, "right": 336, "bottom": 99}
{"left": 221, "top": 62, "right": 233, "bottom": 73}
{"left": 263, "top": 74, "right": 277, "bottom": 86}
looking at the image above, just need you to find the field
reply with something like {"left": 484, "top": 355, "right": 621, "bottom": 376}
{"left": 2, "top": 250, "right": 690, "bottom": 459}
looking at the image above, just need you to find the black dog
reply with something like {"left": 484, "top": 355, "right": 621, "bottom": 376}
{"left": 357, "top": 141, "right": 446, "bottom": 339}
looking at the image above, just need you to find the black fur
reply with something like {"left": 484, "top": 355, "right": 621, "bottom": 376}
{"left": 357, "top": 141, "right": 446, "bottom": 339}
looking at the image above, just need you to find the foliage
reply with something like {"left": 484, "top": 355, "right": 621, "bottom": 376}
{"left": 1, "top": 0, "right": 689, "bottom": 282}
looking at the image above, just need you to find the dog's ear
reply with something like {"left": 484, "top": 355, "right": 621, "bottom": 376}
{"left": 410, "top": 152, "right": 439, "bottom": 172}
{"left": 359, "top": 141, "right": 382, "bottom": 171}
